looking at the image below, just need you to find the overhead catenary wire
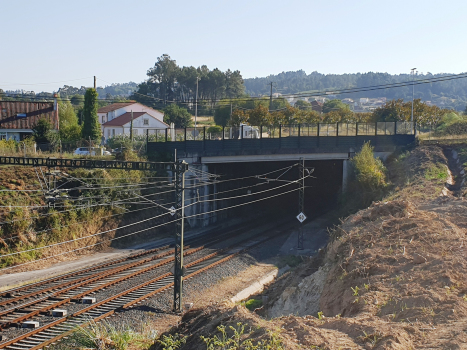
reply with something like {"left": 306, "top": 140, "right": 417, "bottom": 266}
{"left": 0, "top": 184, "right": 301, "bottom": 269}
{"left": 0, "top": 170, "right": 311, "bottom": 259}
{"left": 0, "top": 202, "right": 169, "bottom": 242}
{"left": 4, "top": 72, "right": 467, "bottom": 106}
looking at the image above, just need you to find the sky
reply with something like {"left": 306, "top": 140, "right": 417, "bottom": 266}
{"left": 1, "top": 0, "right": 467, "bottom": 92}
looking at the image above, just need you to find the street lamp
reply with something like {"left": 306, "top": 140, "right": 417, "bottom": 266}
{"left": 411, "top": 68, "right": 417, "bottom": 123}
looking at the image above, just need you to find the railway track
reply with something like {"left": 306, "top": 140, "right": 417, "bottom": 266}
{"left": 0, "top": 218, "right": 295, "bottom": 349}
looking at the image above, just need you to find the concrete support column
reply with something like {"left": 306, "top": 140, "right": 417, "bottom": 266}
{"left": 342, "top": 159, "right": 351, "bottom": 193}
{"left": 201, "top": 163, "right": 211, "bottom": 227}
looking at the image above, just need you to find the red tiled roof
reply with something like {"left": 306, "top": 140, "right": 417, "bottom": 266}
{"left": 103, "top": 112, "right": 146, "bottom": 126}
{"left": 97, "top": 102, "right": 135, "bottom": 113}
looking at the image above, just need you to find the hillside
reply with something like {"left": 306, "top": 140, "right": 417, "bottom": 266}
{"left": 244, "top": 71, "right": 467, "bottom": 111}
{"left": 155, "top": 144, "right": 467, "bottom": 349}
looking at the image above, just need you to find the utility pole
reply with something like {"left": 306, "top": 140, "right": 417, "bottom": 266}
{"left": 130, "top": 110, "right": 134, "bottom": 142}
{"left": 94, "top": 76, "right": 96, "bottom": 90}
{"left": 297, "top": 158, "right": 306, "bottom": 250}
{"left": 411, "top": 68, "right": 417, "bottom": 123}
{"left": 195, "top": 77, "right": 200, "bottom": 129}
{"left": 173, "top": 159, "right": 188, "bottom": 312}
{"left": 268, "top": 82, "right": 274, "bottom": 112}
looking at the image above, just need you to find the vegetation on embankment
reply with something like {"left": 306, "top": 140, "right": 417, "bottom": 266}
{"left": 144, "top": 143, "right": 467, "bottom": 350}
{"left": 0, "top": 155, "right": 170, "bottom": 270}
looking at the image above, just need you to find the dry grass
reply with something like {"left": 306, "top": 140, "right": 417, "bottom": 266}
{"left": 160, "top": 144, "right": 467, "bottom": 349}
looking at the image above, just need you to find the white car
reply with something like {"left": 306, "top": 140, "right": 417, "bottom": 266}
{"left": 74, "top": 147, "right": 93, "bottom": 156}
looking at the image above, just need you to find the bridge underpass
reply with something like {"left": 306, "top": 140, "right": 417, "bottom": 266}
{"left": 148, "top": 122, "right": 415, "bottom": 227}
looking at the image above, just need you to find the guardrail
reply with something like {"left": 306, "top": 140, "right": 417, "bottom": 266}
{"left": 146, "top": 122, "right": 415, "bottom": 155}
{"left": 146, "top": 122, "right": 414, "bottom": 143}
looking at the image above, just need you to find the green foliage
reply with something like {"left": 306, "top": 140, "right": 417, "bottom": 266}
{"left": 322, "top": 99, "right": 350, "bottom": 114}
{"left": 134, "top": 55, "right": 244, "bottom": 111}
{"left": 0, "top": 139, "right": 18, "bottom": 154}
{"left": 157, "top": 334, "right": 187, "bottom": 350}
{"left": 207, "top": 125, "right": 223, "bottom": 134}
{"left": 294, "top": 99, "right": 311, "bottom": 108}
{"left": 200, "top": 323, "right": 284, "bottom": 350}
{"left": 163, "top": 104, "right": 193, "bottom": 128}
{"left": 73, "top": 319, "right": 158, "bottom": 350}
{"left": 58, "top": 98, "right": 82, "bottom": 142}
{"left": 32, "top": 118, "right": 56, "bottom": 143}
{"left": 82, "top": 88, "right": 101, "bottom": 141}
{"left": 244, "top": 71, "right": 467, "bottom": 112}
{"left": 352, "top": 142, "right": 388, "bottom": 192}
{"left": 425, "top": 163, "right": 448, "bottom": 181}
{"left": 214, "top": 104, "right": 232, "bottom": 126}
{"left": 275, "top": 255, "right": 303, "bottom": 268}
{"left": 245, "top": 299, "right": 262, "bottom": 311}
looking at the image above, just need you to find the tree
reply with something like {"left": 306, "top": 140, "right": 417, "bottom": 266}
{"left": 229, "top": 109, "right": 248, "bottom": 126}
{"left": 322, "top": 99, "right": 350, "bottom": 114}
{"left": 248, "top": 105, "right": 271, "bottom": 126}
{"left": 147, "top": 54, "right": 179, "bottom": 105}
{"left": 58, "top": 99, "right": 82, "bottom": 142}
{"left": 163, "top": 104, "right": 193, "bottom": 128}
{"left": 214, "top": 104, "right": 232, "bottom": 127}
{"left": 295, "top": 100, "right": 311, "bottom": 109}
{"left": 32, "top": 118, "right": 53, "bottom": 143}
{"left": 82, "top": 88, "right": 101, "bottom": 141}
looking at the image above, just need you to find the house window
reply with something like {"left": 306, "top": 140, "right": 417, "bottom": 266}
{"left": 112, "top": 129, "right": 115, "bottom": 137}
{"left": 133, "top": 129, "right": 138, "bottom": 136}
{"left": 107, "top": 129, "right": 111, "bottom": 138}
{"left": 143, "top": 119, "right": 149, "bottom": 125}
{"left": 0, "top": 132, "right": 6, "bottom": 140}
{"left": 102, "top": 116, "right": 105, "bottom": 123}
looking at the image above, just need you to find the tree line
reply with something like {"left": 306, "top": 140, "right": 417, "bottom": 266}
{"left": 214, "top": 98, "right": 452, "bottom": 128}
{"left": 244, "top": 70, "right": 467, "bottom": 111}
{"left": 132, "top": 54, "right": 245, "bottom": 109}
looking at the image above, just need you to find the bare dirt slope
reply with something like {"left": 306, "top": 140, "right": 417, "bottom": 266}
{"left": 160, "top": 145, "right": 467, "bottom": 349}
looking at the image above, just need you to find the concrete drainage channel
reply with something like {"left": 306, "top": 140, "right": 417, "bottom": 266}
{"left": 0, "top": 220, "right": 295, "bottom": 349}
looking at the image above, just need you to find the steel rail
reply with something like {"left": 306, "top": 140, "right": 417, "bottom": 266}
{"left": 0, "top": 228, "right": 284, "bottom": 350}
{"left": 0, "top": 246, "right": 205, "bottom": 330}
{"left": 0, "top": 244, "right": 171, "bottom": 299}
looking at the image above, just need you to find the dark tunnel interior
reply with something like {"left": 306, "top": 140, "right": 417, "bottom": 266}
{"left": 206, "top": 159, "right": 343, "bottom": 223}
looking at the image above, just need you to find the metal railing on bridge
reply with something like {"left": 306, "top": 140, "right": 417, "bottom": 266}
{"left": 146, "top": 122, "right": 414, "bottom": 143}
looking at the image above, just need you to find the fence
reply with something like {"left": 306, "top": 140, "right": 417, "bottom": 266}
{"left": 146, "top": 122, "right": 415, "bottom": 155}
{"left": 146, "top": 122, "right": 414, "bottom": 143}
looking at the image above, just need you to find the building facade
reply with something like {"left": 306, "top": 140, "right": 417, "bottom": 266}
{"left": 98, "top": 102, "right": 167, "bottom": 140}
{"left": 0, "top": 100, "right": 59, "bottom": 141}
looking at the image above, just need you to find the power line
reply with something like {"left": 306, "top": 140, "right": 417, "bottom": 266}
{"left": 1, "top": 183, "right": 301, "bottom": 267}
{"left": 5, "top": 72, "right": 465, "bottom": 106}
{"left": 0, "top": 167, "right": 306, "bottom": 258}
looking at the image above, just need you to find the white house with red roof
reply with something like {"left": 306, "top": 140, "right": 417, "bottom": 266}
{"left": 98, "top": 102, "right": 168, "bottom": 140}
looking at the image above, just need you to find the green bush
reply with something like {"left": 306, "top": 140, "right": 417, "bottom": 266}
{"left": 207, "top": 125, "right": 223, "bottom": 134}
{"left": 245, "top": 299, "right": 262, "bottom": 311}
{"left": 352, "top": 141, "right": 388, "bottom": 192}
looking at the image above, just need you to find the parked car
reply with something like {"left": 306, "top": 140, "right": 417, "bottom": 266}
{"left": 73, "top": 147, "right": 109, "bottom": 156}
{"left": 74, "top": 147, "right": 93, "bottom": 156}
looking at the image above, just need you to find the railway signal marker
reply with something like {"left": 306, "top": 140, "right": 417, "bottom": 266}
{"left": 296, "top": 212, "right": 306, "bottom": 223}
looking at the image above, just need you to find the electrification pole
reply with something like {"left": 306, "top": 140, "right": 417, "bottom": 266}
{"left": 173, "top": 159, "right": 188, "bottom": 312}
{"left": 94, "top": 76, "right": 96, "bottom": 90}
{"left": 269, "top": 82, "right": 273, "bottom": 112}
{"left": 297, "top": 158, "right": 305, "bottom": 250}
{"left": 411, "top": 68, "right": 417, "bottom": 123}
{"left": 195, "top": 77, "right": 200, "bottom": 129}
